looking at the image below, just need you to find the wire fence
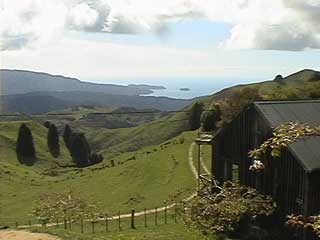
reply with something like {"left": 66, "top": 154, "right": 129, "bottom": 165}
{"left": 0, "top": 205, "right": 180, "bottom": 235}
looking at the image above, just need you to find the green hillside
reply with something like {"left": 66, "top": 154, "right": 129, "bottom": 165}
{"left": 0, "top": 121, "right": 72, "bottom": 175}
{"left": 0, "top": 120, "right": 197, "bottom": 223}
{"left": 203, "top": 69, "right": 320, "bottom": 105}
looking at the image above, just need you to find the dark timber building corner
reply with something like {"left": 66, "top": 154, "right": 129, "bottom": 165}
{"left": 197, "top": 100, "right": 320, "bottom": 240}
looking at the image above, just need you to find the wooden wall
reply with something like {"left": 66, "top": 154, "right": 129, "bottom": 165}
{"left": 212, "top": 104, "right": 319, "bottom": 219}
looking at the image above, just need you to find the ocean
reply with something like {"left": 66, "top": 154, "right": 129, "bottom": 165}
{"left": 141, "top": 78, "right": 262, "bottom": 99}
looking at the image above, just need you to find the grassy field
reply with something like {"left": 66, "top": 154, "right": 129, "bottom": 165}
{"left": 0, "top": 120, "right": 198, "bottom": 227}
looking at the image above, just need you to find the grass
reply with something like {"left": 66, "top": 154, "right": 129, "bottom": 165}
{"left": 31, "top": 221, "right": 211, "bottom": 240}
{"left": 0, "top": 120, "right": 198, "bottom": 226}
{"left": 27, "top": 210, "right": 226, "bottom": 240}
{"left": 80, "top": 111, "right": 190, "bottom": 157}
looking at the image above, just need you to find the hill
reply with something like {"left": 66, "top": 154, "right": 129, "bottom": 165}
{"left": 0, "top": 69, "right": 164, "bottom": 96}
{"left": 4, "top": 92, "right": 192, "bottom": 114}
{"left": 0, "top": 120, "right": 197, "bottom": 223}
{"left": 203, "top": 69, "right": 320, "bottom": 104}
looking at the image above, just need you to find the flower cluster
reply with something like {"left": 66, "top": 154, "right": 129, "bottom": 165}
{"left": 249, "top": 160, "right": 265, "bottom": 172}
{"left": 249, "top": 122, "right": 320, "bottom": 172}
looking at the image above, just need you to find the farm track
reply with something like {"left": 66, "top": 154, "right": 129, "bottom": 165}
{"left": 17, "top": 141, "right": 207, "bottom": 229}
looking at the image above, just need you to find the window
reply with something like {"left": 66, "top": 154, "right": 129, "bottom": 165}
{"left": 232, "top": 164, "right": 240, "bottom": 182}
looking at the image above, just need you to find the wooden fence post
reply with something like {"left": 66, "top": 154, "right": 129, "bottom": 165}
{"left": 15, "top": 221, "right": 18, "bottom": 228}
{"left": 64, "top": 216, "right": 67, "bottom": 229}
{"left": 68, "top": 216, "right": 71, "bottom": 230}
{"left": 56, "top": 218, "right": 59, "bottom": 228}
{"left": 144, "top": 208, "right": 147, "bottom": 227}
{"left": 105, "top": 215, "right": 108, "bottom": 232}
{"left": 155, "top": 207, "right": 158, "bottom": 226}
{"left": 91, "top": 221, "right": 95, "bottom": 234}
{"left": 81, "top": 217, "right": 84, "bottom": 233}
{"left": 28, "top": 220, "right": 31, "bottom": 227}
{"left": 174, "top": 204, "right": 177, "bottom": 223}
{"left": 164, "top": 204, "right": 167, "bottom": 224}
{"left": 131, "top": 209, "right": 135, "bottom": 229}
{"left": 118, "top": 211, "right": 121, "bottom": 231}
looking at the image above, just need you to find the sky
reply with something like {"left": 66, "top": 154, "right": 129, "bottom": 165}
{"left": 1, "top": 0, "right": 320, "bottom": 85}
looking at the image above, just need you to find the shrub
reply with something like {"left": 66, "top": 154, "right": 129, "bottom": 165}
{"left": 180, "top": 181, "right": 276, "bottom": 236}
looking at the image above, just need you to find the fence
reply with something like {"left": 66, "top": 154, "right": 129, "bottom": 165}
{"left": 0, "top": 204, "right": 180, "bottom": 234}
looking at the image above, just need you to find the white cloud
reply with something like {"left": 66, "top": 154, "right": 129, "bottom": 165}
{"left": 1, "top": 0, "right": 320, "bottom": 51}
{"left": 68, "top": 2, "right": 99, "bottom": 30}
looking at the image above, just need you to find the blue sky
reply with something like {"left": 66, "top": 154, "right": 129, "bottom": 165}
{"left": 67, "top": 20, "right": 231, "bottom": 50}
{"left": 2, "top": 0, "right": 320, "bottom": 88}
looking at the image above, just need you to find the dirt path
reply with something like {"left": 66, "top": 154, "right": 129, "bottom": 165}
{"left": 0, "top": 230, "right": 61, "bottom": 240}
{"left": 199, "top": 145, "right": 210, "bottom": 175}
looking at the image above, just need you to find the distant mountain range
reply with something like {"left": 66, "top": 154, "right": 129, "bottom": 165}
{"left": 0, "top": 69, "right": 165, "bottom": 96}
{"left": 0, "top": 69, "right": 193, "bottom": 114}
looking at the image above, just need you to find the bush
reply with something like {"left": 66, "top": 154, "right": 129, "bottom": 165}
{"left": 201, "top": 104, "right": 221, "bottom": 132}
{"left": 180, "top": 181, "right": 276, "bottom": 237}
{"left": 90, "top": 153, "right": 104, "bottom": 164}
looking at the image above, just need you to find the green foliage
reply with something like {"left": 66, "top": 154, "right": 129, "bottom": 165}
{"left": 63, "top": 124, "right": 72, "bottom": 149}
{"left": 220, "top": 87, "right": 260, "bottom": 125}
{"left": 47, "top": 123, "right": 60, "bottom": 158}
{"left": 274, "top": 74, "right": 283, "bottom": 83}
{"left": 180, "top": 181, "right": 275, "bottom": 236}
{"left": 33, "top": 191, "right": 100, "bottom": 222}
{"left": 249, "top": 122, "right": 320, "bottom": 171}
{"left": 16, "top": 123, "right": 36, "bottom": 165}
{"left": 201, "top": 104, "right": 221, "bottom": 132}
{"left": 90, "top": 153, "right": 104, "bottom": 164}
{"left": 309, "top": 89, "right": 320, "bottom": 99}
{"left": 69, "top": 133, "right": 91, "bottom": 167}
{"left": 43, "top": 121, "right": 51, "bottom": 128}
{"left": 189, "top": 102, "right": 204, "bottom": 130}
{"left": 286, "top": 214, "right": 320, "bottom": 238}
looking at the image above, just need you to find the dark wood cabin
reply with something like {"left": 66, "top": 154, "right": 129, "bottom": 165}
{"left": 198, "top": 100, "right": 320, "bottom": 239}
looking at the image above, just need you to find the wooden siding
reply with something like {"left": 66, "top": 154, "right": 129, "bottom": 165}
{"left": 212, "top": 104, "right": 320, "bottom": 224}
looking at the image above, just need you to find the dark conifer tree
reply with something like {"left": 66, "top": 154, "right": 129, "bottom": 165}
{"left": 69, "top": 133, "right": 91, "bottom": 167}
{"left": 16, "top": 123, "right": 36, "bottom": 165}
{"left": 63, "top": 124, "right": 72, "bottom": 149}
{"left": 189, "top": 102, "right": 204, "bottom": 130}
{"left": 43, "top": 121, "right": 51, "bottom": 128}
{"left": 47, "top": 123, "right": 60, "bottom": 158}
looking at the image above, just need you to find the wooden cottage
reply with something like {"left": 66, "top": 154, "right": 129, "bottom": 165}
{"left": 196, "top": 100, "right": 320, "bottom": 238}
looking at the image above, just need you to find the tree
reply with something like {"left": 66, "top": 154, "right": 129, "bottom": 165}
{"left": 69, "top": 133, "right": 91, "bottom": 167}
{"left": 189, "top": 102, "right": 204, "bottom": 130}
{"left": 249, "top": 122, "right": 320, "bottom": 172}
{"left": 248, "top": 122, "right": 320, "bottom": 238}
{"left": 33, "top": 191, "right": 100, "bottom": 223}
{"left": 201, "top": 104, "right": 221, "bottom": 132}
{"left": 47, "top": 123, "right": 60, "bottom": 158}
{"left": 90, "top": 153, "right": 104, "bottom": 165}
{"left": 43, "top": 121, "right": 51, "bottom": 128}
{"left": 16, "top": 123, "right": 36, "bottom": 165}
{"left": 180, "top": 181, "right": 275, "bottom": 238}
{"left": 221, "top": 87, "right": 260, "bottom": 125}
{"left": 274, "top": 74, "right": 284, "bottom": 84}
{"left": 63, "top": 124, "right": 72, "bottom": 149}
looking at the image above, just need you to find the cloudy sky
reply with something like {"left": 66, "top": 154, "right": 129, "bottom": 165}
{"left": 1, "top": 0, "right": 320, "bottom": 84}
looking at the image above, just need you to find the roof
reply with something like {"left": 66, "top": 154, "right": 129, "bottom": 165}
{"left": 254, "top": 100, "right": 320, "bottom": 173}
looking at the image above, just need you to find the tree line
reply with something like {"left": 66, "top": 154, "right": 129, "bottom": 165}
{"left": 16, "top": 122, "right": 103, "bottom": 167}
